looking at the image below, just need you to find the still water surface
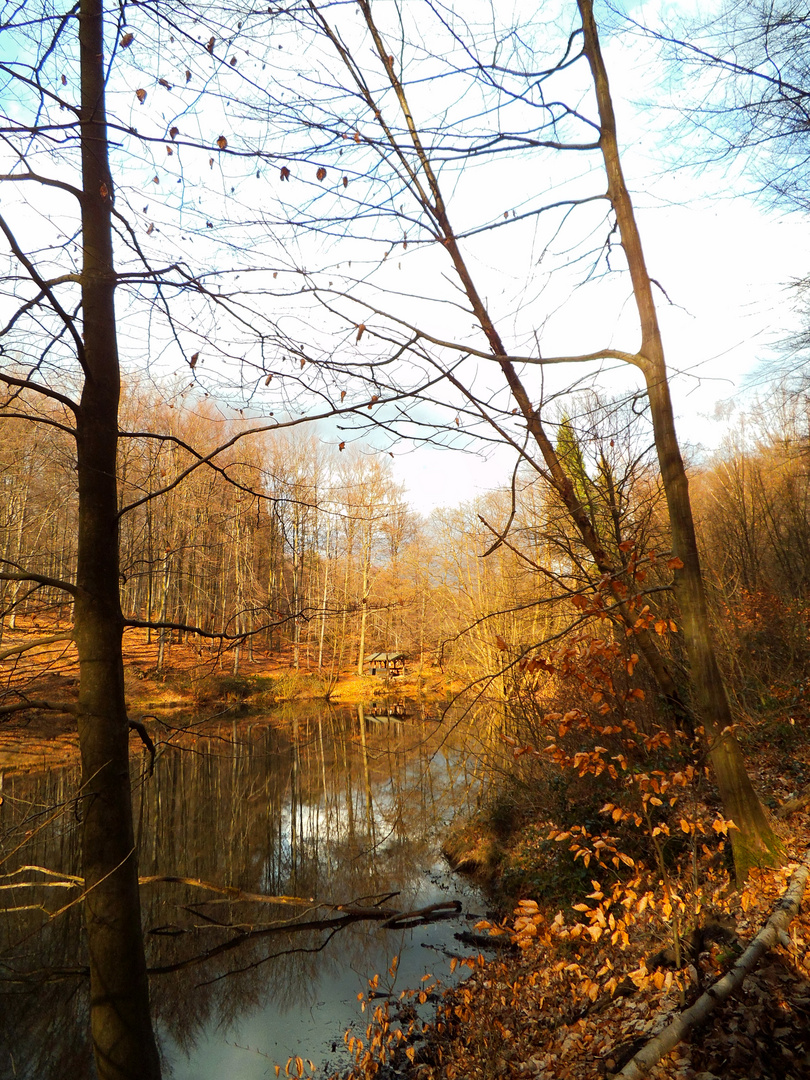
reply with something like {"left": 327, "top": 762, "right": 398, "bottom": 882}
{"left": 0, "top": 704, "right": 486, "bottom": 1078}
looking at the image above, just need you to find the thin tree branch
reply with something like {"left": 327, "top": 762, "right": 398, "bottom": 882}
{"left": 0, "top": 569, "right": 77, "bottom": 595}
{"left": 0, "top": 213, "right": 88, "bottom": 375}
{"left": 0, "top": 633, "right": 74, "bottom": 661}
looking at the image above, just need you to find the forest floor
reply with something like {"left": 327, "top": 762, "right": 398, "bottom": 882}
{"left": 351, "top": 713, "right": 810, "bottom": 1080}
{"left": 0, "top": 617, "right": 452, "bottom": 773}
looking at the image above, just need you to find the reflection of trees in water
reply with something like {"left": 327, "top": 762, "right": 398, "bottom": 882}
{"left": 0, "top": 766, "right": 90, "bottom": 1079}
{"left": 0, "top": 706, "right": 477, "bottom": 1074}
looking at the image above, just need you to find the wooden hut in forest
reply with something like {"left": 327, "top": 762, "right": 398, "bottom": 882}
{"left": 366, "top": 651, "right": 406, "bottom": 678}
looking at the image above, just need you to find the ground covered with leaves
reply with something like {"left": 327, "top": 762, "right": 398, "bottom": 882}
{"left": 336, "top": 841, "right": 810, "bottom": 1080}
{"left": 333, "top": 708, "right": 810, "bottom": 1080}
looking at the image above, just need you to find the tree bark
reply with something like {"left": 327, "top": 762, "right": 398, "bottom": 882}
{"left": 76, "top": 1, "right": 161, "bottom": 1075}
{"left": 577, "top": 0, "right": 779, "bottom": 879}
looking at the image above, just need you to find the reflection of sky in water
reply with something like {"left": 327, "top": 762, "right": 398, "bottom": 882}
{"left": 163, "top": 860, "right": 482, "bottom": 1079}
{"left": 1, "top": 706, "right": 486, "bottom": 1079}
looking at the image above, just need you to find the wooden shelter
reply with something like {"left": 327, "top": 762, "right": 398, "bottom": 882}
{"left": 366, "top": 651, "right": 406, "bottom": 678}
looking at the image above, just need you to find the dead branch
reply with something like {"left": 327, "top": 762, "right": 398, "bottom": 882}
{"left": 0, "top": 633, "right": 74, "bottom": 661}
{"left": 776, "top": 786, "right": 810, "bottom": 818}
{"left": 138, "top": 875, "right": 462, "bottom": 923}
{"left": 617, "top": 847, "right": 810, "bottom": 1079}
{"left": 0, "top": 698, "right": 78, "bottom": 717}
{"left": 145, "top": 894, "right": 463, "bottom": 976}
{"left": 137, "top": 874, "right": 340, "bottom": 906}
{"left": 128, "top": 718, "right": 156, "bottom": 772}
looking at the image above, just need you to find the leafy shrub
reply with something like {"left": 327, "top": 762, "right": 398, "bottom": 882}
{"left": 193, "top": 673, "right": 254, "bottom": 705}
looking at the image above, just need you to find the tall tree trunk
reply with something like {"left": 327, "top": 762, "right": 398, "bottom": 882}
{"left": 76, "top": 1, "right": 161, "bottom": 1075}
{"left": 578, "top": 0, "right": 779, "bottom": 879}
{"left": 357, "top": 540, "right": 371, "bottom": 677}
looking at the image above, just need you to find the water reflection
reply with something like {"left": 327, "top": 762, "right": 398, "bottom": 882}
{"left": 0, "top": 705, "right": 482, "bottom": 1077}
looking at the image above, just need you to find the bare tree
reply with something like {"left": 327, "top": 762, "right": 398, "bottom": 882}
{"left": 256, "top": 0, "right": 778, "bottom": 877}
{"left": 627, "top": 0, "right": 810, "bottom": 211}
{"left": 0, "top": 1, "right": 388, "bottom": 1073}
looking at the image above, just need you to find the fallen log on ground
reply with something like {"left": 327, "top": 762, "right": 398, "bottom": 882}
{"left": 454, "top": 929, "right": 518, "bottom": 952}
{"left": 617, "top": 847, "right": 810, "bottom": 1079}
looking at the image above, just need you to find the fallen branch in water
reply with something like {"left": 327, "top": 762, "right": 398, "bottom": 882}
{"left": 138, "top": 874, "right": 409, "bottom": 914}
{"left": 617, "top": 847, "right": 810, "bottom": 1079}
{"left": 146, "top": 896, "right": 464, "bottom": 975}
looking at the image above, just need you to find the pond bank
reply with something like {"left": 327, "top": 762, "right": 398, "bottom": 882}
{"left": 0, "top": 623, "right": 457, "bottom": 773}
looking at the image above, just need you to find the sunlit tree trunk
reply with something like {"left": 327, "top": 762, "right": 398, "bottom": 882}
{"left": 578, "top": 0, "right": 779, "bottom": 878}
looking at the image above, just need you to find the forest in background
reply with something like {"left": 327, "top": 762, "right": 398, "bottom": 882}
{"left": 2, "top": 382, "right": 808, "bottom": 718}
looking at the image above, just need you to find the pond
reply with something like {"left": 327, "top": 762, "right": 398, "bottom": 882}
{"left": 0, "top": 703, "right": 488, "bottom": 1078}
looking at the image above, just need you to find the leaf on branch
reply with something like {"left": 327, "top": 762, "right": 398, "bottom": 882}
{"left": 185, "top": 69, "right": 191, "bottom": 82}
{"left": 265, "top": 374, "right": 273, "bottom": 385}
{"left": 356, "top": 323, "right": 366, "bottom": 342}
{"left": 158, "top": 78, "right": 172, "bottom": 90}
{"left": 189, "top": 353, "right": 199, "bottom": 369}
{"left": 217, "top": 135, "right": 227, "bottom": 150}
{"left": 146, "top": 223, "right": 154, "bottom": 235}
{"left": 136, "top": 88, "right": 147, "bottom": 103}
{"left": 230, "top": 56, "right": 237, "bottom": 67}
{"left": 121, "top": 32, "right": 134, "bottom": 48}
{"left": 280, "top": 166, "right": 290, "bottom": 181}
{"left": 495, "top": 634, "right": 507, "bottom": 651}
{"left": 316, "top": 166, "right": 327, "bottom": 181}
{"left": 99, "top": 182, "right": 108, "bottom": 199}
{"left": 61, "top": 74, "right": 67, "bottom": 86}
{"left": 340, "top": 390, "right": 346, "bottom": 401}
{"left": 299, "top": 358, "right": 306, "bottom": 368}
{"left": 206, "top": 36, "right": 215, "bottom": 53}
{"left": 342, "top": 176, "right": 348, "bottom": 188}
{"left": 339, "top": 442, "right": 346, "bottom": 451}
{"left": 667, "top": 556, "right": 684, "bottom": 569}
{"left": 152, "top": 176, "right": 159, "bottom": 184}
{"left": 169, "top": 126, "right": 179, "bottom": 140}
{"left": 618, "top": 540, "right": 634, "bottom": 552}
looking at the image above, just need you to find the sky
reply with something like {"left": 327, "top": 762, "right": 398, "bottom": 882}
{"left": 387, "top": 5, "right": 810, "bottom": 513}
{"left": 2, "top": 0, "right": 807, "bottom": 519}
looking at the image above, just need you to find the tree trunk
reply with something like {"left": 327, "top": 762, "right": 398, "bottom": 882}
{"left": 577, "top": 0, "right": 779, "bottom": 879}
{"left": 76, "top": 1, "right": 161, "bottom": 1075}
{"left": 357, "top": 541, "right": 371, "bottom": 677}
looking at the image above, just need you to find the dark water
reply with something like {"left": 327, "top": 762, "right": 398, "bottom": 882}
{"left": 0, "top": 704, "right": 486, "bottom": 1079}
